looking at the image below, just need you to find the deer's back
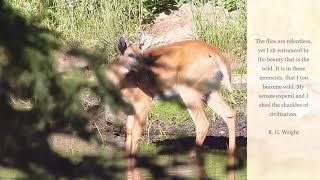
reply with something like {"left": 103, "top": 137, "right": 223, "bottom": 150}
{"left": 142, "top": 40, "right": 230, "bottom": 90}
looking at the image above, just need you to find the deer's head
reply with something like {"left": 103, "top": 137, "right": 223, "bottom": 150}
{"left": 117, "top": 36, "right": 144, "bottom": 73}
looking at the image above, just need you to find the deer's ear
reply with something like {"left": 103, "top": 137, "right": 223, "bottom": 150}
{"left": 118, "top": 36, "right": 128, "bottom": 54}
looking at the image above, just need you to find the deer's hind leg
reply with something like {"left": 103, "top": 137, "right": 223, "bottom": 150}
{"left": 177, "top": 85, "right": 210, "bottom": 179}
{"left": 206, "top": 91, "right": 236, "bottom": 180}
{"left": 177, "top": 85, "right": 210, "bottom": 149}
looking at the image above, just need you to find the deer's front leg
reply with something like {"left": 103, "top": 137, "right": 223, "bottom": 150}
{"left": 122, "top": 88, "right": 152, "bottom": 180}
{"left": 125, "top": 115, "right": 135, "bottom": 157}
{"left": 126, "top": 114, "right": 146, "bottom": 180}
{"left": 125, "top": 105, "right": 150, "bottom": 156}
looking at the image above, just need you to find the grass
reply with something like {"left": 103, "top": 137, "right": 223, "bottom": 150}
{"left": 145, "top": 87, "right": 246, "bottom": 140}
{"left": 8, "top": 0, "right": 246, "bottom": 63}
{"left": 8, "top": 0, "right": 143, "bottom": 61}
{"left": 233, "top": 66, "right": 247, "bottom": 74}
{"left": 149, "top": 100, "right": 190, "bottom": 122}
{"left": 192, "top": 0, "right": 247, "bottom": 66}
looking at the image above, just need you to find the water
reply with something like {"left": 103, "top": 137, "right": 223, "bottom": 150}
{"left": 0, "top": 138, "right": 247, "bottom": 179}
{"left": 133, "top": 142, "right": 247, "bottom": 180}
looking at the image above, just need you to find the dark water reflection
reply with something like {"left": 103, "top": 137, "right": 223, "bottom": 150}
{"left": 131, "top": 136, "right": 247, "bottom": 180}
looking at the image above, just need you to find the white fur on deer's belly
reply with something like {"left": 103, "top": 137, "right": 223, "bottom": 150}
{"left": 153, "top": 70, "right": 223, "bottom": 101}
{"left": 153, "top": 88, "right": 180, "bottom": 100}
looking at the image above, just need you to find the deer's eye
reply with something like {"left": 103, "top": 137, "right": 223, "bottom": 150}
{"left": 128, "top": 53, "right": 135, "bottom": 58}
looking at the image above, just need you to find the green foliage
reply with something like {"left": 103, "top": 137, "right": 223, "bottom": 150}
{"left": 221, "top": 87, "right": 247, "bottom": 113}
{"left": 193, "top": 0, "right": 247, "bottom": 64}
{"left": 0, "top": 1, "right": 130, "bottom": 178}
{"left": 224, "top": 0, "right": 237, "bottom": 11}
{"left": 9, "top": 0, "right": 187, "bottom": 47}
{"left": 190, "top": 0, "right": 240, "bottom": 12}
{"left": 142, "top": 0, "right": 180, "bottom": 23}
{"left": 233, "top": 66, "right": 247, "bottom": 75}
{"left": 222, "top": 0, "right": 246, "bottom": 12}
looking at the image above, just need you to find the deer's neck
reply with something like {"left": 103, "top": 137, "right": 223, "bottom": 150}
{"left": 141, "top": 49, "right": 163, "bottom": 66}
{"left": 104, "top": 63, "right": 129, "bottom": 87}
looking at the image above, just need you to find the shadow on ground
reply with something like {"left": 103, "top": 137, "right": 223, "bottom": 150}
{"left": 155, "top": 136, "right": 247, "bottom": 170}
{"left": 155, "top": 136, "right": 247, "bottom": 153}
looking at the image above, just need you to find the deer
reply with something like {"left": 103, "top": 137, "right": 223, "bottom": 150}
{"left": 105, "top": 37, "right": 237, "bottom": 180}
